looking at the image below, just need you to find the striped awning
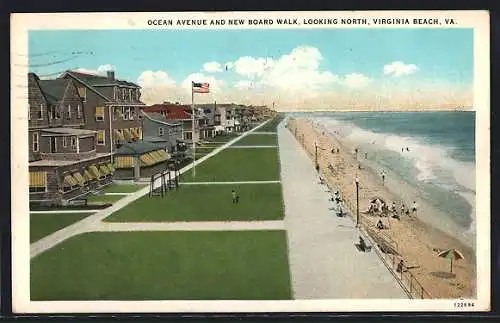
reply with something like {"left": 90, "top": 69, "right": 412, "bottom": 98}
{"left": 99, "top": 165, "right": 110, "bottom": 176}
{"left": 29, "top": 171, "right": 47, "bottom": 188}
{"left": 89, "top": 165, "right": 101, "bottom": 178}
{"left": 83, "top": 169, "right": 94, "bottom": 181}
{"left": 63, "top": 174, "right": 78, "bottom": 186}
{"left": 72, "top": 172, "right": 86, "bottom": 186}
{"left": 123, "top": 128, "right": 133, "bottom": 141}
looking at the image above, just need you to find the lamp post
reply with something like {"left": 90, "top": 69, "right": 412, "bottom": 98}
{"left": 355, "top": 176, "right": 360, "bottom": 228}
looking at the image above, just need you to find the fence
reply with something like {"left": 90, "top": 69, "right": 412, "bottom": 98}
{"left": 287, "top": 119, "right": 433, "bottom": 299}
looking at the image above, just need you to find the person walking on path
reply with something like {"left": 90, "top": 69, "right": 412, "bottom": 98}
{"left": 232, "top": 189, "right": 239, "bottom": 204}
{"left": 381, "top": 170, "right": 386, "bottom": 186}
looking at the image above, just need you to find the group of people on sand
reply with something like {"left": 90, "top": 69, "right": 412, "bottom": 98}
{"left": 369, "top": 200, "right": 418, "bottom": 220}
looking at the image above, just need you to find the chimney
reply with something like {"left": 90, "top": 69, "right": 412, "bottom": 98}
{"left": 107, "top": 70, "right": 115, "bottom": 80}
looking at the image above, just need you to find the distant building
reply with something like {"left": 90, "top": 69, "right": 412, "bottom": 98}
{"left": 142, "top": 103, "right": 215, "bottom": 143}
{"left": 28, "top": 73, "right": 114, "bottom": 206}
{"left": 140, "top": 111, "right": 183, "bottom": 152}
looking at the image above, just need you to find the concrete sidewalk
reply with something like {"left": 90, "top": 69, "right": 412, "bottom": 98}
{"left": 95, "top": 220, "right": 285, "bottom": 232}
{"left": 278, "top": 122, "right": 407, "bottom": 299}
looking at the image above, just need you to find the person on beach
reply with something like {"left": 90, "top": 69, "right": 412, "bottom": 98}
{"left": 411, "top": 201, "right": 418, "bottom": 216}
{"left": 232, "top": 189, "right": 239, "bottom": 204}
{"left": 377, "top": 220, "right": 385, "bottom": 230}
{"left": 337, "top": 148, "right": 340, "bottom": 153}
{"left": 365, "top": 152, "right": 368, "bottom": 159}
{"left": 381, "top": 170, "right": 386, "bottom": 186}
{"left": 400, "top": 203, "right": 406, "bottom": 216}
{"left": 390, "top": 202, "right": 397, "bottom": 213}
{"left": 397, "top": 259, "right": 405, "bottom": 273}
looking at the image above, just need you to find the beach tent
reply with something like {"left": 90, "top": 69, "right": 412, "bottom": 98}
{"left": 438, "top": 248, "right": 465, "bottom": 273}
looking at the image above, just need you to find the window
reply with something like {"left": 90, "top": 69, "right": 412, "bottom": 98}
{"left": 71, "top": 136, "right": 77, "bottom": 147}
{"left": 129, "top": 89, "right": 133, "bottom": 101}
{"left": 32, "top": 132, "right": 39, "bottom": 152}
{"left": 158, "top": 127, "right": 164, "bottom": 136}
{"left": 121, "top": 88, "right": 125, "bottom": 100}
{"left": 95, "top": 106, "right": 104, "bottom": 121}
{"left": 49, "top": 106, "right": 55, "bottom": 120}
{"left": 113, "top": 87, "right": 118, "bottom": 100}
{"left": 76, "top": 105, "right": 82, "bottom": 118}
{"left": 184, "top": 131, "right": 192, "bottom": 140}
{"left": 38, "top": 104, "right": 44, "bottom": 119}
{"left": 96, "top": 130, "right": 105, "bottom": 145}
{"left": 123, "top": 107, "right": 129, "bottom": 120}
{"left": 78, "top": 87, "right": 87, "bottom": 102}
{"left": 90, "top": 136, "right": 96, "bottom": 150}
{"left": 112, "top": 107, "right": 119, "bottom": 120}
{"left": 63, "top": 136, "right": 68, "bottom": 147}
{"left": 66, "top": 104, "right": 72, "bottom": 119}
{"left": 129, "top": 107, "right": 135, "bottom": 120}
{"left": 55, "top": 106, "right": 61, "bottom": 119}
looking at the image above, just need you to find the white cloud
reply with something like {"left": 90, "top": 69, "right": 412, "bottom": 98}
{"left": 137, "top": 70, "right": 176, "bottom": 87}
{"left": 227, "top": 46, "right": 338, "bottom": 92}
{"left": 383, "top": 61, "right": 418, "bottom": 77}
{"left": 342, "top": 73, "right": 372, "bottom": 88}
{"left": 234, "top": 80, "right": 254, "bottom": 90}
{"left": 203, "top": 61, "right": 223, "bottom": 73}
{"left": 74, "top": 64, "right": 115, "bottom": 75}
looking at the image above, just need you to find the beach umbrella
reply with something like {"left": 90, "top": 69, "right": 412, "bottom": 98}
{"left": 438, "top": 248, "right": 465, "bottom": 273}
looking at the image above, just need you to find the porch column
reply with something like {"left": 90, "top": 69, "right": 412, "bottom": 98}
{"left": 76, "top": 136, "right": 80, "bottom": 154}
{"left": 134, "top": 155, "right": 140, "bottom": 181}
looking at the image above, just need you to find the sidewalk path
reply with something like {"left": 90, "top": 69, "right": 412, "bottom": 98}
{"left": 95, "top": 220, "right": 285, "bottom": 232}
{"left": 30, "top": 210, "right": 101, "bottom": 214}
{"left": 228, "top": 145, "right": 278, "bottom": 149}
{"left": 180, "top": 181, "right": 280, "bottom": 185}
{"left": 250, "top": 132, "right": 277, "bottom": 135}
{"left": 278, "top": 122, "right": 407, "bottom": 299}
{"left": 30, "top": 120, "right": 272, "bottom": 259}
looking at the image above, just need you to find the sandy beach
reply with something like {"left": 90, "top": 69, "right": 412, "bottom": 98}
{"left": 288, "top": 117, "right": 476, "bottom": 299}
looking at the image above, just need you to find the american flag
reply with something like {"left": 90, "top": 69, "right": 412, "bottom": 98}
{"left": 192, "top": 82, "right": 210, "bottom": 93}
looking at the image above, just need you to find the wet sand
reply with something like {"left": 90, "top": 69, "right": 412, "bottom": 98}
{"left": 288, "top": 117, "right": 476, "bottom": 299}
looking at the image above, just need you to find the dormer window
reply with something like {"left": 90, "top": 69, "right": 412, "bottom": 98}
{"left": 66, "top": 104, "right": 72, "bottom": 119}
{"left": 37, "top": 104, "right": 44, "bottom": 120}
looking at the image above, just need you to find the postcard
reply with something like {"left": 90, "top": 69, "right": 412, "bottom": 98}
{"left": 10, "top": 10, "right": 490, "bottom": 313}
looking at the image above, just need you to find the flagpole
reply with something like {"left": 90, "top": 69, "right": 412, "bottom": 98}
{"left": 191, "top": 81, "right": 196, "bottom": 178}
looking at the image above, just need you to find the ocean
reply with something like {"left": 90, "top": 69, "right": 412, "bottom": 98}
{"left": 291, "top": 111, "right": 476, "bottom": 249}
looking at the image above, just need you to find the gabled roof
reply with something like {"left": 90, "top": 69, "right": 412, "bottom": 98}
{"left": 144, "top": 104, "right": 192, "bottom": 120}
{"left": 59, "top": 70, "right": 145, "bottom": 105}
{"left": 64, "top": 71, "right": 140, "bottom": 88}
{"left": 114, "top": 140, "right": 165, "bottom": 155}
{"left": 38, "top": 79, "right": 72, "bottom": 105}
{"left": 142, "top": 111, "right": 181, "bottom": 126}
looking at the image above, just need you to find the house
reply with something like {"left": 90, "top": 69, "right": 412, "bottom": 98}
{"left": 142, "top": 103, "right": 215, "bottom": 143}
{"left": 28, "top": 73, "right": 114, "bottom": 206}
{"left": 113, "top": 141, "right": 170, "bottom": 180}
{"left": 140, "top": 111, "right": 183, "bottom": 152}
{"left": 58, "top": 70, "right": 145, "bottom": 154}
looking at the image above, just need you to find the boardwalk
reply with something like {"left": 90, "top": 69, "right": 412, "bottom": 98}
{"left": 278, "top": 121, "right": 407, "bottom": 299}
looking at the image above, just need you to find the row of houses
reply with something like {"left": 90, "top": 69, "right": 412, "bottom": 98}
{"left": 27, "top": 70, "right": 276, "bottom": 206}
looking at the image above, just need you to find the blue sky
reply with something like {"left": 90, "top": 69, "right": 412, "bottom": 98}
{"left": 27, "top": 29, "right": 474, "bottom": 109}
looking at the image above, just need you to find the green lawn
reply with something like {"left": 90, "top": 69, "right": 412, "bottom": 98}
{"left": 99, "top": 184, "right": 146, "bottom": 194}
{"left": 181, "top": 148, "right": 280, "bottom": 182}
{"left": 105, "top": 183, "right": 284, "bottom": 222}
{"left": 205, "top": 133, "right": 239, "bottom": 143}
{"left": 87, "top": 194, "right": 125, "bottom": 204}
{"left": 233, "top": 134, "right": 278, "bottom": 146}
{"left": 31, "top": 231, "right": 291, "bottom": 300}
{"left": 258, "top": 114, "right": 285, "bottom": 132}
{"left": 30, "top": 213, "right": 94, "bottom": 243}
